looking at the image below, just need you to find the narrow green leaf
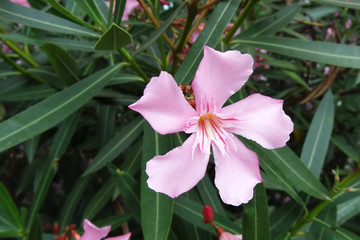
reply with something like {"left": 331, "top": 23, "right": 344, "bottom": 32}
{"left": 121, "top": 139, "right": 142, "bottom": 176}
{"left": 28, "top": 112, "right": 80, "bottom": 228}
{"left": 337, "top": 195, "right": 360, "bottom": 225}
{"left": 175, "top": 0, "right": 242, "bottom": 85}
{"left": 108, "top": 74, "right": 144, "bottom": 86}
{"left": 108, "top": 163, "right": 141, "bottom": 223}
{"left": 82, "top": 180, "right": 116, "bottom": 220}
{"left": 44, "top": 0, "right": 98, "bottom": 31}
{"left": 0, "top": 183, "right": 23, "bottom": 231}
{"left": 94, "top": 23, "right": 132, "bottom": 50}
{"left": 42, "top": 43, "right": 79, "bottom": 86}
{"left": 301, "top": 90, "right": 334, "bottom": 178}
{"left": 242, "top": 138, "right": 330, "bottom": 200}
{"left": 313, "top": 217, "right": 360, "bottom": 240}
{"left": 98, "top": 105, "right": 117, "bottom": 147}
{"left": 331, "top": 136, "right": 359, "bottom": 161}
{"left": 310, "top": 204, "right": 337, "bottom": 240}
{"left": 0, "top": 1, "right": 99, "bottom": 38}
{"left": 0, "top": 85, "right": 55, "bottom": 102}
{"left": 133, "top": 1, "right": 186, "bottom": 56}
{"left": 238, "top": 4, "right": 300, "bottom": 38}
{"left": 82, "top": 117, "right": 144, "bottom": 175}
{"left": 270, "top": 200, "right": 303, "bottom": 238}
{"left": 28, "top": 215, "right": 42, "bottom": 240}
{"left": 243, "top": 183, "right": 270, "bottom": 240}
{"left": 92, "top": 214, "right": 133, "bottom": 231}
{"left": 0, "top": 63, "right": 124, "bottom": 153}
{"left": 75, "top": 0, "right": 106, "bottom": 29}
{"left": 60, "top": 176, "right": 91, "bottom": 227}
{"left": 312, "top": 0, "right": 360, "bottom": 9}
{"left": 113, "top": 0, "right": 126, "bottom": 26}
{"left": 141, "top": 123, "right": 174, "bottom": 240}
{"left": 24, "top": 136, "right": 40, "bottom": 164}
{"left": 234, "top": 37, "right": 360, "bottom": 68}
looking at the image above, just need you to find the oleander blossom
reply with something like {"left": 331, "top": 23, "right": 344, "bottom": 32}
{"left": 129, "top": 46, "right": 293, "bottom": 206}
{"left": 80, "top": 219, "right": 131, "bottom": 240}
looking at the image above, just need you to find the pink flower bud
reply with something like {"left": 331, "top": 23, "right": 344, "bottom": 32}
{"left": 202, "top": 205, "right": 214, "bottom": 223}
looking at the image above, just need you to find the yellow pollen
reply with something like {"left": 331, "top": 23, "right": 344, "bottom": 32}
{"left": 198, "top": 113, "right": 216, "bottom": 140}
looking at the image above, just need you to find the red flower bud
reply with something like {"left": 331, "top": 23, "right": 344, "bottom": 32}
{"left": 179, "top": 84, "right": 186, "bottom": 93}
{"left": 71, "top": 230, "right": 81, "bottom": 240}
{"left": 202, "top": 205, "right": 214, "bottom": 223}
{"left": 217, "top": 227, "right": 224, "bottom": 235}
{"left": 160, "top": 0, "right": 170, "bottom": 5}
{"left": 53, "top": 222, "right": 60, "bottom": 235}
{"left": 188, "top": 99, "right": 196, "bottom": 108}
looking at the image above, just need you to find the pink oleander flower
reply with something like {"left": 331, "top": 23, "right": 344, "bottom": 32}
{"left": 10, "top": 0, "right": 30, "bottom": 7}
{"left": 219, "top": 232, "right": 243, "bottom": 240}
{"left": 129, "top": 46, "right": 293, "bottom": 206}
{"left": 80, "top": 219, "right": 131, "bottom": 240}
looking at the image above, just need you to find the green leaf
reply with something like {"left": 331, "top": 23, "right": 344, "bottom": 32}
{"left": 337, "top": 195, "right": 360, "bottom": 225}
{"left": 92, "top": 213, "right": 133, "bottom": 231}
{"left": 82, "top": 180, "right": 116, "bottom": 220}
{"left": 331, "top": 136, "right": 359, "bottom": 161}
{"left": 28, "top": 112, "right": 80, "bottom": 228}
{"left": 42, "top": 43, "right": 79, "bottom": 86}
{"left": 60, "top": 176, "right": 91, "bottom": 227}
{"left": 28, "top": 215, "right": 42, "bottom": 240}
{"left": 175, "top": 0, "right": 242, "bottom": 85}
{"left": 270, "top": 200, "right": 303, "bottom": 238}
{"left": 82, "top": 117, "right": 144, "bottom": 175}
{"left": 44, "top": 0, "right": 98, "bottom": 31}
{"left": 0, "top": 85, "right": 55, "bottom": 102}
{"left": 75, "top": 0, "right": 106, "bottom": 29}
{"left": 0, "top": 63, "right": 125, "bottom": 153}
{"left": 242, "top": 138, "right": 330, "bottom": 200}
{"left": 234, "top": 37, "right": 360, "bottom": 68}
{"left": 243, "top": 183, "right": 270, "bottom": 240}
{"left": 312, "top": 0, "right": 360, "bottom": 9}
{"left": 108, "top": 163, "right": 141, "bottom": 223}
{"left": 309, "top": 204, "right": 337, "bottom": 240}
{"left": 133, "top": 1, "right": 186, "bottom": 56}
{"left": 0, "top": 183, "right": 23, "bottom": 232}
{"left": 98, "top": 105, "right": 117, "bottom": 148}
{"left": 0, "top": 1, "right": 99, "bottom": 38}
{"left": 141, "top": 123, "right": 174, "bottom": 240}
{"left": 24, "top": 135, "right": 40, "bottom": 164}
{"left": 113, "top": 0, "right": 126, "bottom": 26}
{"left": 313, "top": 216, "right": 360, "bottom": 240}
{"left": 237, "top": 4, "right": 300, "bottom": 38}
{"left": 94, "top": 23, "right": 132, "bottom": 50}
{"left": 301, "top": 90, "right": 334, "bottom": 178}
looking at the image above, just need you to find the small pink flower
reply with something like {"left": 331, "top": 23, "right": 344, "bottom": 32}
{"left": 129, "top": 46, "right": 293, "bottom": 206}
{"left": 325, "top": 27, "right": 332, "bottom": 40}
{"left": 219, "top": 232, "right": 243, "bottom": 240}
{"left": 10, "top": 0, "right": 30, "bottom": 7}
{"left": 80, "top": 219, "right": 131, "bottom": 240}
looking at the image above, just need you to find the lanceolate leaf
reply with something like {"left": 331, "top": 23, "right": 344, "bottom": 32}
{"left": 309, "top": 204, "right": 337, "bottom": 240}
{"left": 175, "top": 0, "right": 242, "bottom": 85}
{"left": 237, "top": 3, "right": 300, "bottom": 38}
{"left": 75, "top": 0, "right": 106, "bottom": 29}
{"left": 94, "top": 23, "right": 132, "bottom": 50}
{"left": 82, "top": 117, "right": 144, "bottom": 175}
{"left": 301, "top": 90, "right": 334, "bottom": 178}
{"left": 234, "top": 37, "right": 360, "bottom": 68}
{"left": 42, "top": 43, "right": 79, "bottom": 86}
{"left": 312, "top": 0, "right": 360, "bottom": 9}
{"left": 0, "top": 63, "right": 125, "bottom": 153}
{"left": 0, "top": 1, "right": 99, "bottom": 38}
{"left": 141, "top": 123, "right": 174, "bottom": 240}
{"left": 243, "top": 183, "right": 270, "bottom": 240}
{"left": 0, "top": 183, "right": 23, "bottom": 233}
{"left": 242, "top": 138, "right": 330, "bottom": 200}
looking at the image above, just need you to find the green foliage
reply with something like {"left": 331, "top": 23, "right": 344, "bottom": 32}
{"left": 0, "top": 0, "right": 359, "bottom": 239}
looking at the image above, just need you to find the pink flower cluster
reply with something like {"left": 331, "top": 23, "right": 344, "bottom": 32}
{"left": 130, "top": 46, "right": 293, "bottom": 206}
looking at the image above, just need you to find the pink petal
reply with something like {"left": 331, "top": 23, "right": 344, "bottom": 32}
{"left": 220, "top": 93, "right": 293, "bottom": 149}
{"left": 192, "top": 46, "right": 253, "bottom": 110}
{"left": 129, "top": 71, "right": 197, "bottom": 135}
{"left": 220, "top": 232, "right": 243, "bottom": 240}
{"left": 80, "top": 219, "right": 111, "bottom": 240}
{"left": 213, "top": 135, "right": 262, "bottom": 206}
{"left": 122, "top": 0, "right": 140, "bottom": 21}
{"left": 146, "top": 134, "right": 209, "bottom": 198}
{"left": 105, "top": 232, "right": 131, "bottom": 240}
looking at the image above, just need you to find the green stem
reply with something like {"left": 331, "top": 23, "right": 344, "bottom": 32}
{"left": 290, "top": 167, "right": 360, "bottom": 235}
{"left": 171, "top": 0, "right": 199, "bottom": 74}
{"left": 0, "top": 50, "right": 44, "bottom": 83}
{"left": 118, "top": 48, "right": 149, "bottom": 83}
{"left": 223, "top": 0, "right": 260, "bottom": 43}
